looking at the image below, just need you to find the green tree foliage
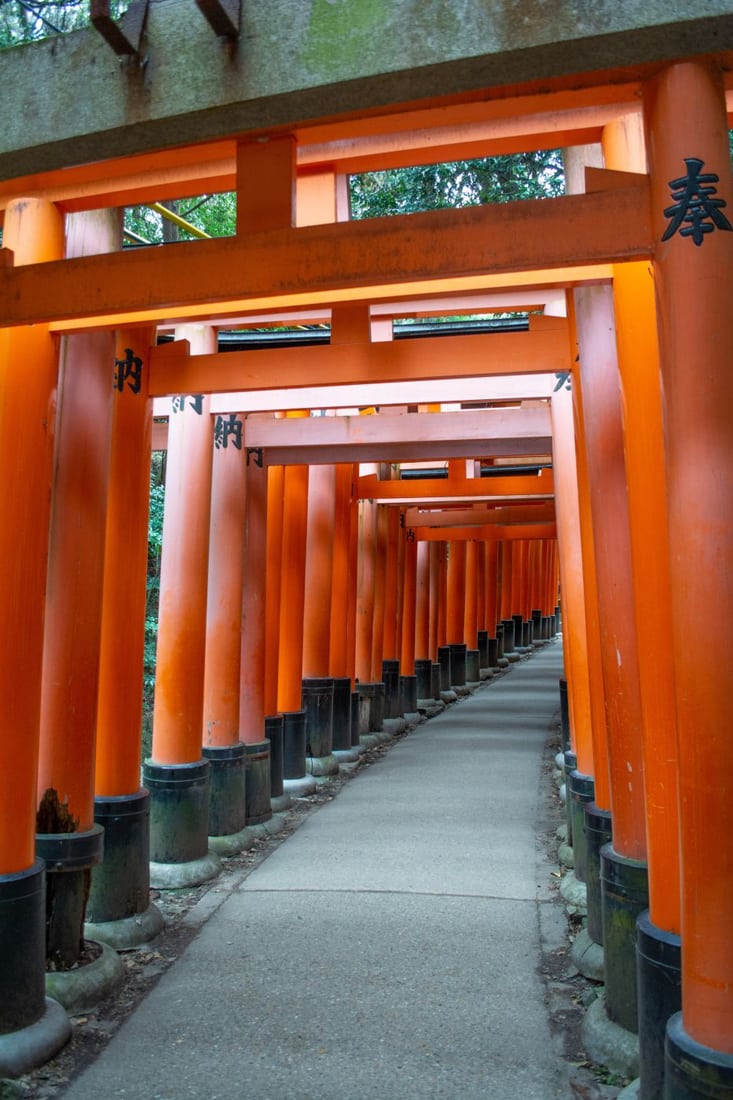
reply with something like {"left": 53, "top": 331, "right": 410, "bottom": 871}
{"left": 349, "top": 150, "right": 565, "bottom": 218}
{"left": 0, "top": 1, "right": 129, "bottom": 47}
{"left": 125, "top": 193, "right": 237, "bottom": 245}
{"left": 142, "top": 450, "right": 165, "bottom": 756}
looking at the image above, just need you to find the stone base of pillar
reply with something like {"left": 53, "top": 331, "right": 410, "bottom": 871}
{"left": 665, "top": 1012, "right": 733, "bottom": 1099}
{"left": 382, "top": 716, "right": 406, "bottom": 739}
{"left": 571, "top": 926, "right": 605, "bottom": 982}
{"left": 558, "top": 840, "right": 574, "bottom": 868}
{"left": 86, "top": 791, "right": 163, "bottom": 949}
{"left": 283, "top": 774, "right": 318, "bottom": 798}
{"left": 440, "top": 689, "right": 458, "bottom": 704}
{"left": 0, "top": 997, "right": 70, "bottom": 1078}
{"left": 143, "top": 759, "right": 219, "bottom": 888}
{"left": 601, "top": 846, "right": 649, "bottom": 1034}
{"left": 85, "top": 901, "right": 165, "bottom": 950}
{"left": 333, "top": 747, "right": 361, "bottom": 764}
{"left": 417, "top": 699, "right": 444, "bottom": 717}
{"left": 271, "top": 793, "right": 293, "bottom": 813}
{"left": 560, "top": 869, "right": 588, "bottom": 913}
{"left": 45, "top": 940, "right": 125, "bottom": 1016}
{"left": 582, "top": 991, "right": 640, "bottom": 1080}
{"left": 306, "top": 752, "right": 340, "bottom": 777}
{"left": 150, "top": 852, "right": 221, "bottom": 890}
{"left": 636, "top": 911, "right": 681, "bottom": 1100}
{"left": 207, "top": 825, "right": 256, "bottom": 857}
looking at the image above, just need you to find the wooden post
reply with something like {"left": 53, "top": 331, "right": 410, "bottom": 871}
{"left": 37, "top": 211, "right": 118, "bottom": 968}
{"left": 644, "top": 59, "right": 733, "bottom": 1062}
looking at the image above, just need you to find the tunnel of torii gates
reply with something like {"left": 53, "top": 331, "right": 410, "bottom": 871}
{"left": 0, "top": 12, "right": 732, "bottom": 1097}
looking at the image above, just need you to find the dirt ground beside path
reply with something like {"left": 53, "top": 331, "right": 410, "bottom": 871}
{"left": 2, "top": 697, "right": 628, "bottom": 1100}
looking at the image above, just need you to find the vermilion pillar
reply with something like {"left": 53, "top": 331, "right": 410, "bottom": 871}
{"left": 400, "top": 531, "right": 417, "bottom": 676}
{"left": 146, "top": 325, "right": 219, "bottom": 886}
{"left": 550, "top": 386, "right": 594, "bottom": 778}
{"left": 202, "top": 406, "right": 251, "bottom": 848}
{"left": 203, "top": 410, "right": 247, "bottom": 748}
{"left": 37, "top": 211, "right": 118, "bottom": 971}
{"left": 446, "top": 539, "right": 467, "bottom": 687}
{"left": 276, "top": 459, "right": 309, "bottom": 712}
{"left": 463, "top": 540, "right": 478, "bottom": 649}
{"left": 301, "top": 462, "right": 339, "bottom": 774}
{"left": 264, "top": 465, "right": 284, "bottom": 716}
{"left": 382, "top": 507, "right": 400, "bottom": 662}
{"left": 302, "top": 464, "right": 336, "bottom": 679}
{"left": 89, "top": 325, "right": 164, "bottom": 947}
{"left": 575, "top": 284, "right": 648, "bottom": 1036}
{"left": 0, "top": 197, "right": 70, "bottom": 1066}
{"left": 428, "top": 541, "right": 441, "bottom": 658}
{"left": 241, "top": 453, "right": 268, "bottom": 743}
{"left": 370, "top": 504, "right": 388, "bottom": 681}
{"left": 415, "top": 541, "right": 430, "bottom": 660}
{"left": 329, "top": 464, "right": 353, "bottom": 679}
{"left": 602, "top": 110, "right": 684, "bottom": 1099}
{"left": 355, "top": 498, "right": 377, "bottom": 683}
{"left": 645, "top": 60, "right": 733, "bottom": 1072}
{"left": 484, "top": 542, "right": 498, "bottom": 647}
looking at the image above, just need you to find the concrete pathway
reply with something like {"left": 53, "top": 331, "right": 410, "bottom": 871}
{"left": 62, "top": 642, "right": 568, "bottom": 1100}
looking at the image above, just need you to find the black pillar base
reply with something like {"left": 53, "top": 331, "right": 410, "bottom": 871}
{"left": 559, "top": 678, "right": 570, "bottom": 753}
{"left": 601, "top": 844, "right": 649, "bottom": 1033}
{"left": 36, "top": 826, "right": 104, "bottom": 970}
{"left": 331, "top": 678, "right": 353, "bottom": 751}
{"left": 203, "top": 744, "right": 246, "bottom": 837}
{"left": 265, "top": 714, "right": 285, "bottom": 798}
{"left": 637, "top": 911, "right": 681, "bottom": 1100}
{"left": 302, "top": 676, "right": 335, "bottom": 759}
{"left": 0, "top": 861, "right": 48, "bottom": 1035}
{"left": 415, "top": 658, "right": 432, "bottom": 701}
{"left": 356, "top": 682, "right": 385, "bottom": 733}
{"left": 381, "top": 659, "right": 401, "bottom": 718}
{"left": 568, "top": 770, "right": 595, "bottom": 883}
{"left": 400, "top": 674, "right": 417, "bottom": 714}
{"left": 584, "top": 801, "right": 613, "bottom": 945}
{"left": 448, "top": 643, "right": 467, "bottom": 687}
{"left": 665, "top": 1013, "right": 733, "bottom": 1099}
{"left": 86, "top": 789, "right": 163, "bottom": 947}
{"left": 245, "top": 741, "right": 272, "bottom": 825}
{"left": 477, "top": 630, "right": 489, "bottom": 668}
{"left": 465, "top": 648, "right": 480, "bottom": 683}
{"left": 437, "top": 646, "right": 451, "bottom": 691}
{"left": 143, "top": 759, "right": 211, "bottom": 864}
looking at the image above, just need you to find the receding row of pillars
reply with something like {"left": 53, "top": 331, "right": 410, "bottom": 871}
{"left": 551, "top": 61, "right": 733, "bottom": 1100}
{"left": 0, "top": 224, "right": 558, "bottom": 1070}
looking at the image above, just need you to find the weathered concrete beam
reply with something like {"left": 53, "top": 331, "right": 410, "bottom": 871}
{"left": 0, "top": 0, "right": 731, "bottom": 180}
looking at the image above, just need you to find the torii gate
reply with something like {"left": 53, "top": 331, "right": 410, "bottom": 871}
{"left": 0, "top": 7, "right": 731, "bottom": 1097}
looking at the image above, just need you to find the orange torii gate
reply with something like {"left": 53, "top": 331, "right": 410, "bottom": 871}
{"left": 0, "top": 10, "right": 730, "bottom": 1096}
